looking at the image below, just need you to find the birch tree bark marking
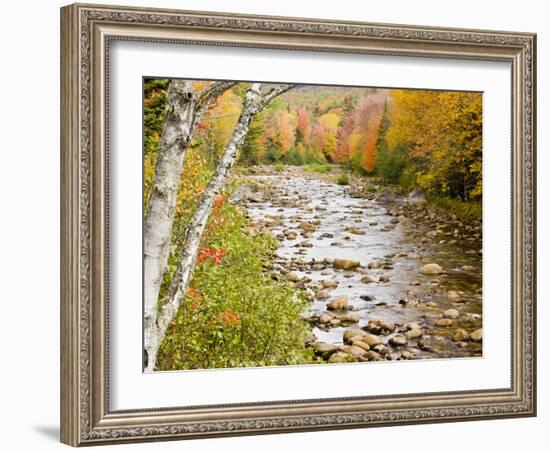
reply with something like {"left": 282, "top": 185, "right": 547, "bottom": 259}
{"left": 143, "top": 80, "right": 235, "bottom": 369}
{"left": 145, "top": 83, "right": 294, "bottom": 371}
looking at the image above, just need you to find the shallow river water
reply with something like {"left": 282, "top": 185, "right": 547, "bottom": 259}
{"left": 240, "top": 170, "right": 483, "bottom": 360}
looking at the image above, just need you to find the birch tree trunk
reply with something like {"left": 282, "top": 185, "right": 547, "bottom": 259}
{"left": 145, "top": 83, "right": 294, "bottom": 371}
{"left": 143, "top": 80, "right": 235, "bottom": 370}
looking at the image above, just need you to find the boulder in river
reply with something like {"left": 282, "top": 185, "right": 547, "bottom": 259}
{"left": 420, "top": 263, "right": 443, "bottom": 275}
{"left": 299, "top": 222, "right": 316, "bottom": 232}
{"left": 327, "top": 296, "right": 348, "bottom": 311}
{"left": 322, "top": 279, "right": 338, "bottom": 288}
{"left": 343, "top": 328, "right": 367, "bottom": 343}
{"left": 452, "top": 329, "right": 470, "bottom": 342}
{"left": 318, "top": 313, "right": 333, "bottom": 325}
{"left": 315, "top": 289, "right": 330, "bottom": 300}
{"left": 304, "top": 332, "right": 317, "bottom": 344}
{"left": 360, "top": 275, "right": 375, "bottom": 284}
{"left": 339, "top": 313, "right": 359, "bottom": 323}
{"left": 444, "top": 308, "right": 460, "bottom": 319}
{"left": 352, "top": 341, "right": 371, "bottom": 352}
{"left": 286, "top": 272, "right": 302, "bottom": 282}
{"left": 404, "top": 328, "right": 423, "bottom": 339}
{"left": 389, "top": 335, "right": 408, "bottom": 346}
{"left": 374, "top": 344, "right": 391, "bottom": 355}
{"left": 364, "top": 318, "right": 395, "bottom": 334}
{"left": 470, "top": 328, "right": 483, "bottom": 342}
{"left": 447, "top": 290, "right": 462, "bottom": 301}
{"left": 333, "top": 258, "right": 360, "bottom": 270}
{"left": 344, "top": 227, "right": 366, "bottom": 235}
{"left": 341, "top": 345, "right": 368, "bottom": 358}
{"left": 328, "top": 351, "right": 358, "bottom": 364}
{"left": 368, "top": 260, "right": 382, "bottom": 269}
{"left": 435, "top": 318, "right": 453, "bottom": 327}
{"left": 313, "top": 342, "right": 339, "bottom": 358}
{"left": 362, "top": 333, "right": 384, "bottom": 346}
{"left": 364, "top": 350, "right": 384, "bottom": 361}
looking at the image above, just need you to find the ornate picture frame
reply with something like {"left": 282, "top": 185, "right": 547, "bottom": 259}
{"left": 60, "top": 3, "right": 536, "bottom": 446}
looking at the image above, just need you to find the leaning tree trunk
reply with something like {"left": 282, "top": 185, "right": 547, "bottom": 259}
{"left": 145, "top": 83, "right": 294, "bottom": 371}
{"left": 143, "top": 80, "right": 235, "bottom": 370}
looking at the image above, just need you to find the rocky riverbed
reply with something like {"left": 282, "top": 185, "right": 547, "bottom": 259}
{"left": 231, "top": 165, "right": 483, "bottom": 364}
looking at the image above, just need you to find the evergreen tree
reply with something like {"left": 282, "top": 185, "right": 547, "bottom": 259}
{"left": 239, "top": 115, "right": 264, "bottom": 165}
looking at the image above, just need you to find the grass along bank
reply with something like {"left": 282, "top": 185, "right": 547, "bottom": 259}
{"left": 156, "top": 192, "right": 317, "bottom": 370}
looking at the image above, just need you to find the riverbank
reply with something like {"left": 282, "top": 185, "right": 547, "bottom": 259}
{"left": 156, "top": 192, "right": 318, "bottom": 370}
{"left": 232, "top": 164, "right": 483, "bottom": 363}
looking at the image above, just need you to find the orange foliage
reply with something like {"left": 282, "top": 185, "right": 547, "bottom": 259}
{"left": 276, "top": 111, "right": 296, "bottom": 155}
{"left": 296, "top": 107, "right": 311, "bottom": 144}
{"left": 218, "top": 309, "right": 241, "bottom": 327}
{"left": 361, "top": 113, "right": 382, "bottom": 172}
{"left": 197, "top": 247, "right": 226, "bottom": 265}
{"left": 213, "top": 194, "right": 225, "bottom": 210}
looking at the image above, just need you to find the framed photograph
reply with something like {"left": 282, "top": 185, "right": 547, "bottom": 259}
{"left": 60, "top": 3, "right": 536, "bottom": 446}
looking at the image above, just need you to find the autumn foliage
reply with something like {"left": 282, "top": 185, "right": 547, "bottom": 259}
{"left": 146, "top": 80, "right": 482, "bottom": 204}
{"left": 383, "top": 89, "right": 482, "bottom": 199}
{"left": 233, "top": 85, "right": 481, "bottom": 202}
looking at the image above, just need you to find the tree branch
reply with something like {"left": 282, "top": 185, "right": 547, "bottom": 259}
{"left": 198, "top": 81, "right": 236, "bottom": 102}
{"left": 260, "top": 84, "right": 295, "bottom": 109}
{"left": 192, "top": 81, "right": 238, "bottom": 131}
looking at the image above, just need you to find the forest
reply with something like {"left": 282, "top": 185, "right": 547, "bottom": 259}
{"left": 143, "top": 79, "right": 483, "bottom": 371}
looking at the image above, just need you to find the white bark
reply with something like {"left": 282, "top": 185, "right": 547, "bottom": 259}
{"left": 146, "top": 83, "right": 294, "bottom": 371}
{"left": 143, "top": 80, "right": 235, "bottom": 370}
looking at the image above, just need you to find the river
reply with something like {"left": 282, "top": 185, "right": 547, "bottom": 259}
{"left": 234, "top": 166, "right": 483, "bottom": 362}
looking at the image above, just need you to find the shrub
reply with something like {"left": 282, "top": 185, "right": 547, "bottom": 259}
{"left": 376, "top": 143, "right": 408, "bottom": 184}
{"left": 284, "top": 148, "right": 304, "bottom": 165}
{"left": 303, "top": 148, "right": 327, "bottom": 165}
{"left": 398, "top": 166, "right": 417, "bottom": 191}
{"left": 336, "top": 173, "right": 350, "bottom": 185}
{"left": 274, "top": 162, "right": 285, "bottom": 172}
{"left": 156, "top": 201, "right": 316, "bottom": 370}
{"left": 263, "top": 143, "right": 280, "bottom": 163}
{"left": 429, "top": 196, "right": 482, "bottom": 222}
{"left": 304, "top": 163, "right": 331, "bottom": 174}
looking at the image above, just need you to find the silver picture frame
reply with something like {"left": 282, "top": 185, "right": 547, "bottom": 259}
{"left": 60, "top": 3, "right": 536, "bottom": 446}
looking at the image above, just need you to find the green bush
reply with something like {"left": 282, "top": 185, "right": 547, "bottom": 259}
{"left": 303, "top": 148, "right": 327, "bottom": 165}
{"left": 263, "top": 142, "right": 280, "bottom": 163}
{"left": 398, "top": 166, "right": 417, "bottom": 191}
{"left": 336, "top": 173, "right": 350, "bottom": 185}
{"left": 284, "top": 148, "right": 304, "bottom": 165}
{"left": 157, "top": 201, "right": 316, "bottom": 370}
{"left": 274, "top": 162, "right": 285, "bottom": 172}
{"left": 376, "top": 143, "right": 408, "bottom": 184}
{"left": 304, "top": 163, "right": 331, "bottom": 174}
{"left": 429, "top": 196, "right": 482, "bottom": 222}
{"left": 350, "top": 148, "right": 366, "bottom": 175}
